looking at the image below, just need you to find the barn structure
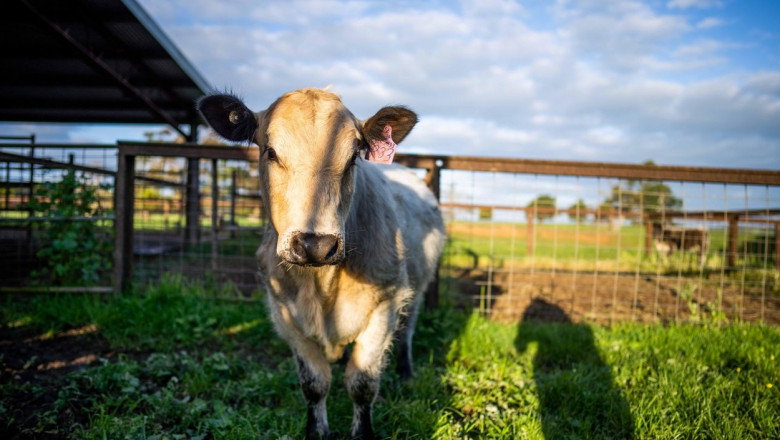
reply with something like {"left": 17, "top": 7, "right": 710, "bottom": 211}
{"left": 1, "top": 0, "right": 211, "bottom": 288}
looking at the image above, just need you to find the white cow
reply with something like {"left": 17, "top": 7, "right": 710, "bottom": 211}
{"left": 198, "top": 88, "right": 446, "bottom": 439}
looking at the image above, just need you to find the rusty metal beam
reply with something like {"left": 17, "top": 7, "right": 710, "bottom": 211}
{"left": 396, "top": 154, "right": 780, "bottom": 186}
{"left": 0, "top": 150, "right": 182, "bottom": 188}
{"left": 20, "top": 0, "right": 188, "bottom": 138}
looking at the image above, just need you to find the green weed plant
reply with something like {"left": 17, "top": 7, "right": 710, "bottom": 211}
{"left": 28, "top": 170, "right": 113, "bottom": 286}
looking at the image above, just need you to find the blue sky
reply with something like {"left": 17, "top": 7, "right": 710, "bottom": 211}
{"left": 2, "top": 0, "right": 779, "bottom": 171}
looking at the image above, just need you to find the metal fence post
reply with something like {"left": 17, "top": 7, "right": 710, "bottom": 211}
{"left": 211, "top": 158, "right": 219, "bottom": 271}
{"left": 185, "top": 157, "right": 200, "bottom": 247}
{"left": 230, "top": 169, "right": 237, "bottom": 238}
{"left": 775, "top": 223, "right": 780, "bottom": 271}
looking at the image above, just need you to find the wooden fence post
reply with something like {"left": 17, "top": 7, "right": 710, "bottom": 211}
{"left": 645, "top": 219, "right": 654, "bottom": 256}
{"left": 424, "top": 160, "right": 442, "bottom": 311}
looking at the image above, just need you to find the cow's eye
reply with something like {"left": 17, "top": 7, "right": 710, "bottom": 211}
{"left": 265, "top": 147, "right": 277, "bottom": 162}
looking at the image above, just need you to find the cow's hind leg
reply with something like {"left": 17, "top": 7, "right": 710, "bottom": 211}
{"left": 294, "top": 345, "right": 332, "bottom": 440}
{"left": 395, "top": 291, "right": 423, "bottom": 381}
{"left": 346, "top": 301, "right": 396, "bottom": 439}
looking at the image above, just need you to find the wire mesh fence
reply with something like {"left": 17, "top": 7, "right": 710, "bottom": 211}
{"left": 435, "top": 168, "right": 780, "bottom": 325}
{"left": 3, "top": 140, "right": 779, "bottom": 325}
{"left": 0, "top": 141, "right": 116, "bottom": 290}
{"left": 131, "top": 153, "right": 265, "bottom": 292}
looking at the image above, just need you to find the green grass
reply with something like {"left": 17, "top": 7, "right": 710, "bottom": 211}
{"left": 446, "top": 221, "right": 773, "bottom": 268}
{"left": 1, "top": 277, "right": 779, "bottom": 439}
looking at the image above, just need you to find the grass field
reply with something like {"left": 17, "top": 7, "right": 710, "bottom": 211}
{"left": 445, "top": 220, "right": 774, "bottom": 271}
{"left": 2, "top": 275, "right": 778, "bottom": 439}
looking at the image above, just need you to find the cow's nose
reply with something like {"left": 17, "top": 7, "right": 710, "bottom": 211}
{"left": 289, "top": 232, "right": 342, "bottom": 266}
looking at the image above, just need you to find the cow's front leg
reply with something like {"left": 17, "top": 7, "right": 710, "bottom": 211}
{"left": 345, "top": 301, "right": 396, "bottom": 440}
{"left": 294, "top": 344, "right": 332, "bottom": 440}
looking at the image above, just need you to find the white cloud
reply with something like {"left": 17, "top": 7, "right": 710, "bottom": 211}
{"left": 696, "top": 17, "right": 724, "bottom": 29}
{"left": 8, "top": 0, "right": 770, "bottom": 172}
{"left": 667, "top": 0, "right": 722, "bottom": 9}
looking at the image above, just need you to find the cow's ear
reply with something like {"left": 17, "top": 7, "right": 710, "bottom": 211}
{"left": 362, "top": 106, "right": 418, "bottom": 144}
{"left": 197, "top": 94, "right": 258, "bottom": 143}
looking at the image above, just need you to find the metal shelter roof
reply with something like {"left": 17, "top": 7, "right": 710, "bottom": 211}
{"left": 1, "top": 0, "right": 212, "bottom": 138}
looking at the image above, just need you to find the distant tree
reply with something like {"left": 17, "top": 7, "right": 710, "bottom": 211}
{"left": 568, "top": 199, "right": 588, "bottom": 223}
{"left": 140, "top": 186, "right": 161, "bottom": 200}
{"left": 601, "top": 160, "right": 682, "bottom": 221}
{"left": 527, "top": 194, "right": 556, "bottom": 223}
{"left": 478, "top": 206, "right": 493, "bottom": 221}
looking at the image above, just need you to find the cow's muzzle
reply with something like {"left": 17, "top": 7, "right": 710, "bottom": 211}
{"left": 285, "top": 232, "right": 344, "bottom": 266}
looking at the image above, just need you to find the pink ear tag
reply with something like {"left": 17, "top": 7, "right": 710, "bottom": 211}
{"left": 367, "top": 124, "right": 397, "bottom": 164}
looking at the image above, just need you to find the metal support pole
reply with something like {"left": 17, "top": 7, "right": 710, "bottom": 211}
{"left": 26, "top": 143, "right": 35, "bottom": 243}
{"left": 114, "top": 151, "right": 135, "bottom": 294}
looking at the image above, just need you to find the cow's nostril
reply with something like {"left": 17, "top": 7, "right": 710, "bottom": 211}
{"left": 325, "top": 240, "right": 339, "bottom": 260}
{"left": 291, "top": 235, "right": 307, "bottom": 261}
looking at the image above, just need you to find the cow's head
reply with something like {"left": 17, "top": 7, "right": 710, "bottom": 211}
{"left": 197, "top": 88, "right": 417, "bottom": 266}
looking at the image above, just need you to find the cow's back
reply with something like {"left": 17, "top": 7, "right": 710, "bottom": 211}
{"left": 346, "top": 162, "right": 445, "bottom": 292}
{"left": 381, "top": 163, "right": 446, "bottom": 290}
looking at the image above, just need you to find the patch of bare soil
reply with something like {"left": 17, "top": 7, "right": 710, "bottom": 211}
{"left": 453, "top": 269, "right": 780, "bottom": 325}
{"left": 0, "top": 324, "right": 117, "bottom": 439}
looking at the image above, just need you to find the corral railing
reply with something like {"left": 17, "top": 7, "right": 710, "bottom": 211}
{"left": 394, "top": 154, "right": 780, "bottom": 324}
{"left": 4, "top": 141, "right": 778, "bottom": 324}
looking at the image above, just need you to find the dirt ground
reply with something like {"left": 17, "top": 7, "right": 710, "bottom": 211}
{"left": 0, "top": 323, "right": 119, "bottom": 439}
{"left": 452, "top": 268, "right": 780, "bottom": 325}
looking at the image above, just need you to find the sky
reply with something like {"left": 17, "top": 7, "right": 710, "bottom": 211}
{"left": 2, "top": 0, "right": 779, "bottom": 173}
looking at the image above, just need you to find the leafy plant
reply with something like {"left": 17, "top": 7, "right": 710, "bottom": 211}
{"left": 28, "top": 169, "right": 113, "bottom": 286}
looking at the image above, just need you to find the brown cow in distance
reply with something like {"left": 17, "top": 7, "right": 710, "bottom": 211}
{"left": 652, "top": 222, "right": 709, "bottom": 266}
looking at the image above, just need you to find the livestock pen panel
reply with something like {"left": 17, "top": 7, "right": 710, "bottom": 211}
{"left": 0, "top": 142, "right": 116, "bottom": 290}
{"left": 434, "top": 166, "right": 780, "bottom": 325}
{"left": 126, "top": 146, "right": 265, "bottom": 294}
{"left": 112, "top": 144, "right": 780, "bottom": 325}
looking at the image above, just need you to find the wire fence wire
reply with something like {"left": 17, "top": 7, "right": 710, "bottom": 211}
{"left": 3, "top": 142, "right": 779, "bottom": 325}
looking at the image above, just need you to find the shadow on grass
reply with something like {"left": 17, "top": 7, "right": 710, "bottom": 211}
{"left": 515, "top": 298, "right": 634, "bottom": 439}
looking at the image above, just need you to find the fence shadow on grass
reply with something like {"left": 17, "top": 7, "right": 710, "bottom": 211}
{"left": 515, "top": 298, "right": 635, "bottom": 439}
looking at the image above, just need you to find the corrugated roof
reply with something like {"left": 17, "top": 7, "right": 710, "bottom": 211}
{"left": 0, "top": 0, "right": 212, "bottom": 136}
